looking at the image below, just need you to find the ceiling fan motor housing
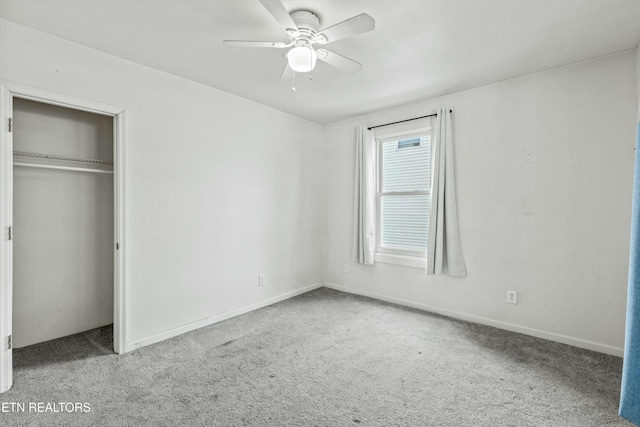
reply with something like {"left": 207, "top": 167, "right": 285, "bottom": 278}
{"left": 290, "top": 10, "right": 320, "bottom": 42}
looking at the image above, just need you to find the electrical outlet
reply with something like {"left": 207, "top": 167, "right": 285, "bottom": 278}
{"left": 506, "top": 290, "right": 518, "bottom": 305}
{"left": 259, "top": 275, "right": 265, "bottom": 286}
{"left": 343, "top": 264, "right": 349, "bottom": 273}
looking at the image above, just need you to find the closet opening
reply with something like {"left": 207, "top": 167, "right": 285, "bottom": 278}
{"left": 12, "top": 98, "right": 115, "bottom": 352}
{"left": 0, "top": 82, "right": 126, "bottom": 393}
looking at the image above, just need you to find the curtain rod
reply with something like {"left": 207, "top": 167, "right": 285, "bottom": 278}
{"left": 367, "top": 110, "right": 453, "bottom": 131}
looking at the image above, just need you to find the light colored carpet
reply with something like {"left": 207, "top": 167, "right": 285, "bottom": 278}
{"left": 0, "top": 287, "right": 632, "bottom": 426}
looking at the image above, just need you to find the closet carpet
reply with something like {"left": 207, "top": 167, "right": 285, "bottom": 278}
{"left": 0, "top": 287, "right": 631, "bottom": 426}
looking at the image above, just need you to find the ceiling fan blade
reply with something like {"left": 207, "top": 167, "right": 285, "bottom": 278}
{"left": 281, "top": 64, "right": 295, "bottom": 80}
{"left": 317, "top": 49, "right": 362, "bottom": 74}
{"left": 258, "top": 0, "right": 298, "bottom": 35}
{"left": 313, "top": 13, "right": 375, "bottom": 44}
{"left": 223, "top": 40, "right": 288, "bottom": 48}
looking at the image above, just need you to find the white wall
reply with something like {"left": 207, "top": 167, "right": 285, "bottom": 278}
{"left": 12, "top": 98, "right": 114, "bottom": 348}
{"left": 0, "top": 19, "right": 323, "bottom": 350}
{"left": 323, "top": 51, "right": 639, "bottom": 356}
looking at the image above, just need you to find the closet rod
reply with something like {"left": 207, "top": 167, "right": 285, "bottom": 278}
{"left": 14, "top": 162, "right": 114, "bottom": 175}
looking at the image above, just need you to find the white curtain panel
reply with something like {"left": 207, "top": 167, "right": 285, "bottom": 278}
{"left": 354, "top": 126, "right": 377, "bottom": 265}
{"left": 426, "top": 109, "right": 467, "bottom": 276}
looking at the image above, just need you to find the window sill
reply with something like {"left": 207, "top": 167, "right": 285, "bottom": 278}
{"left": 375, "top": 252, "right": 425, "bottom": 269}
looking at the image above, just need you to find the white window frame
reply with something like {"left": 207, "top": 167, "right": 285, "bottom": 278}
{"left": 374, "top": 131, "right": 431, "bottom": 268}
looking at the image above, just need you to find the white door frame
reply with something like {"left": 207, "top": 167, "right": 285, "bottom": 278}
{"left": 0, "top": 81, "right": 127, "bottom": 393}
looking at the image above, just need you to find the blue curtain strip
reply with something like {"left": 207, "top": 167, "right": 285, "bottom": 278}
{"left": 620, "top": 122, "right": 640, "bottom": 426}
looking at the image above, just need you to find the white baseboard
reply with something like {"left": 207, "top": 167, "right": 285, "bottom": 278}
{"left": 322, "top": 282, "right": 624, "bottom": 357}
{"left": 125, "top": 282, "right": 323, "bottom": 352}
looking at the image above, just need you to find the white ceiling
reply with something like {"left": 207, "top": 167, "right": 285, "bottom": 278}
{"left": 1, "top": 0, "right": 639, "bottom": 124}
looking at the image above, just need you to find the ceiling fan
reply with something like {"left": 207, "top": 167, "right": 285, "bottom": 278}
{"left": 223, "top": 0, "right": 375, "bottom": 79}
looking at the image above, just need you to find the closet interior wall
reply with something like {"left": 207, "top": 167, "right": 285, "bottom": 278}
{"left": 12, "top": 98, "right": 114, "bottom": 349}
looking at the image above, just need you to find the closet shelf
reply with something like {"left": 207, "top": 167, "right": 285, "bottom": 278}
{"left": 13, "top": 150, "right": 113, "bottom": 166}
{"left": 13, "top": 151, "right": 114, "bottom": 174}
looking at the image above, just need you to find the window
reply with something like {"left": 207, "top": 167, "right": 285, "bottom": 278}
{"left": 376, "top": 133, "right": 430, "bottom": 267}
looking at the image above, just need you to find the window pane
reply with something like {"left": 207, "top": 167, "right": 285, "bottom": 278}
{"left": 381, "top": 194, "right": 430, "bottom": 252}
{"left": 382, "top": 135, "right": 430, "bottom": 192}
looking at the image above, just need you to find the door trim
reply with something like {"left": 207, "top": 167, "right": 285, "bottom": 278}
{"left": 0, "top": 84, "right": 13, "bottom": 393}
{"left": 0, "top": 81, "right": 127, "bottom": 392}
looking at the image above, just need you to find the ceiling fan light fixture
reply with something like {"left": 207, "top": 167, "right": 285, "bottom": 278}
{"left": 287, "top": 46, "right": 317, "bottom": 73}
